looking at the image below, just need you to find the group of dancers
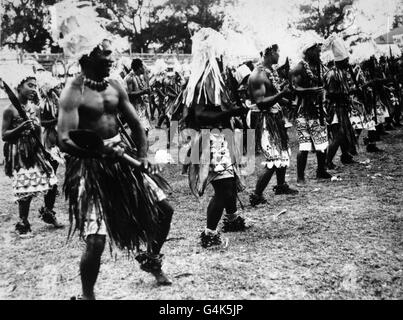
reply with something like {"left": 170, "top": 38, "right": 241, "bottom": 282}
{"left": 1, "top": 28, "right": 402, "bottom": 299}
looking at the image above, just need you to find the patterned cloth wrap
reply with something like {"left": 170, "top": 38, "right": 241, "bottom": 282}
{"left": 3, "top": 101, "right": 57, "bottom": 202}
{"left": 296, "top": 117, "right": 328, "bottom": 152}
{"left": 294, "top": 60, "right": 329, "bottom": 152}
{"left": 64, "top": 134, "right": 169, "bottom": 251}
{"left": 353, "top": 67, "right": 395, "bottom": 127}
{"left": 209, "top": 132, "right": 236, "bottom": 180}
{"left": 350, "top": 99, "right": 376, "bottom": 131}
{"left": 259, "top": 104, "right": 290, "bottom": 168}
{"left": 188, "top": 129, "right": 244, "bottom": 197}
{"left": 350, "top": 97, "right": 389, "bottom": 128}
{"left": 253, "top": 64, "right": 291, "bottom": 168}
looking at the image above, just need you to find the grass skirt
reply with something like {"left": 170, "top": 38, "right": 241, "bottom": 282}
{"left": 63, "top": 149, "right": 171, "bottom": 252}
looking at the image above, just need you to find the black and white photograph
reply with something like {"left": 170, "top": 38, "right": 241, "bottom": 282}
{"left": 0, "top": 0, "right": 402, "bottom": 303}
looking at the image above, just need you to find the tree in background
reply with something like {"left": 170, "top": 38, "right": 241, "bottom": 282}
{"left": 0, "top": 0, "right": 59, "bottom": 53}
{"left": 94, "top": 0, "right": 157, "bottom": 53}
{"left": 294, "top": 0, "right": 358, "bottom": 39}
{"left": 150, "top": 0, "right": 235, "bottom": 53}
{"left": 392, "top": 1, "right": 403, "bottom": 28}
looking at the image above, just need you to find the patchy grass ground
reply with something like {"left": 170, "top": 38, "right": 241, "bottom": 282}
{"left": 0, "top": 100, "right": 402, "bottom": 299}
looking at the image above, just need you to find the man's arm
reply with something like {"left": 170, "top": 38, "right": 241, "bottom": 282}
{"left": 125, "top": 75, "right": 149, "bottom": 100}
{"left": 111, "top": 79, "right": 148, "bottom": 159}
{"left": 248, "top": 72, "right": 287, "bottom": 111}
{"left": 291, "top": 64, "right": 323, "bottom": 95}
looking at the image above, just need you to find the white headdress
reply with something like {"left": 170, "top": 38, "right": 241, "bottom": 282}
{"left": 298, "top": 30, "right": 324, "bottom": 55}
{"left": 152, "top": 59, "right": 168, "bottom": 81}
{"left": 49, "top": 0, "right": 112, "bottom": 58}
{"left": 234, "top": 64, "right": 252, "bottom": 85}
{"left": 183, "top": 28, "right": 227, "bottom": 108}
{"left": 322, "top": 33, "right": 349, "bottom": 62}
{"left": 0, "top": 63, "right": 36, "bottom": 91}
{"left": 35, "top": 71, "right": 62, "bottom": 94}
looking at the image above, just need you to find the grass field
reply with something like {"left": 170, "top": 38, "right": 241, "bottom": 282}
{"left": 0, "top": 96, "right": 402, "bottom": 299}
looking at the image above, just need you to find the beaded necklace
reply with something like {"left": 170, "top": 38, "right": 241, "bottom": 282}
{"left": 83, "top": 76, "right": 109, "bottom": 92}
{"left": 259, "top": 64, "right": 282, "bottom": 93}
{"left": 301, "top": 60, "right": 316, "bottom": 81}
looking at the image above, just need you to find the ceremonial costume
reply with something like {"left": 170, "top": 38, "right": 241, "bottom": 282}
{"left": 181, "top": 28, "right": 247, "bottom": 246}
{"left": 37, "top": 72, "right": 65, "bottom": 164}
{"left": 125, "top": 71, "right": 152, "bottom": 132}
{"left": 349, "top": 65, "right": 376, "bottom": 132}
{"left": 64, "top": 131, "right": 169, "bottom": 251}
{"left": 254, "top": 64, "right": 290, "bottom": 169}
{"left": 325, "top": 66, "right": 358, "bottom": 151}
{"left": 4, "top": 101, "right": 57, "bottom": 202}
{"left": 294, "top": 59, "right": 329, "bottom": 152}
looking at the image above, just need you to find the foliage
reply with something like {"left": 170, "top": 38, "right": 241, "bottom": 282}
{"left": 0, "top": 0, "right": 60, "bottom": 53}
{"left": 0, "top": 0, "right": 235, "bottom": 53}
{"left": 392, "top": 1, "right": 403, "bottom": 29}
{"left": 295, "top": 0, "right": 357, "bottom": 38}
{"left": 150, "top": 0, "right": 234, "bottom": 53}
{"left": 93, "top": 0, "right": 157, "bottom": 53}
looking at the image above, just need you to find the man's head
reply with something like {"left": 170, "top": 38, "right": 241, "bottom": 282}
{"left": 304, "top": 43, "right": 322, "bottom": 63}
{"left": 262, "top": 44, "right": 280, "bottom": 66}
{"left": 17, "top": 77, "right": 37, "bottom": 101}
{"left": 131, "top": 58, "right": 145, "bottom": 75}
{"left": 79, "top": 39, "right": 114, "bottom": 79}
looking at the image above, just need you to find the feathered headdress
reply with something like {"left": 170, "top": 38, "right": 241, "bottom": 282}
{"left": 0, "top": 63, "right": 36, "bottom": 91}
{"left": 49, "top": 0, "right": 128, "bottom": 59}
{"left": 297, "top": 30, "right": 325, "bottom": 56}
{"left": 183, "top": 28, "right": 227, "bottom": 108}
{"left": 35, "top": 71, "right": 62, "bottom": 94}
{"left": 322, "top": 33, "right": 350, "bottom": 62}
{"left": 152, "top": 59, "right": 168, "bottom": 82}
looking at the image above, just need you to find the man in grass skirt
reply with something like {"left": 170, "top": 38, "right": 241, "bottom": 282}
{"left": 58, "top": 39, "right": 174, "bottom": 300}
{"left": 323, "top": 35, "right": 358, "bottom": 168}
{"left": 181, "top": 28, "right": 250, "bottom": 248}
{"left": 248, "top": 44, "right": 298, "bottom": 208}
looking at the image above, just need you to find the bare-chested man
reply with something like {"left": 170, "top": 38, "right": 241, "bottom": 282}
{"left": 291, "top": 41, "right": 332, "bottom": 183}
{"left": 248, "top": 45, "right": 298, "bottom": 207}
{"left": 58, "top": 40, "right": 173, "bottom": 300}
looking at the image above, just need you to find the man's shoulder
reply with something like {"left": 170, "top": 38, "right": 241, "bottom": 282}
{"left": 108, "top": 78, "right": 125, "bottom": 92}
{"left": 64, "top": 76, "right": 83, "bottom": 92}
{"left": 249, "top": 67, "right": 266, "bottom": 84}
